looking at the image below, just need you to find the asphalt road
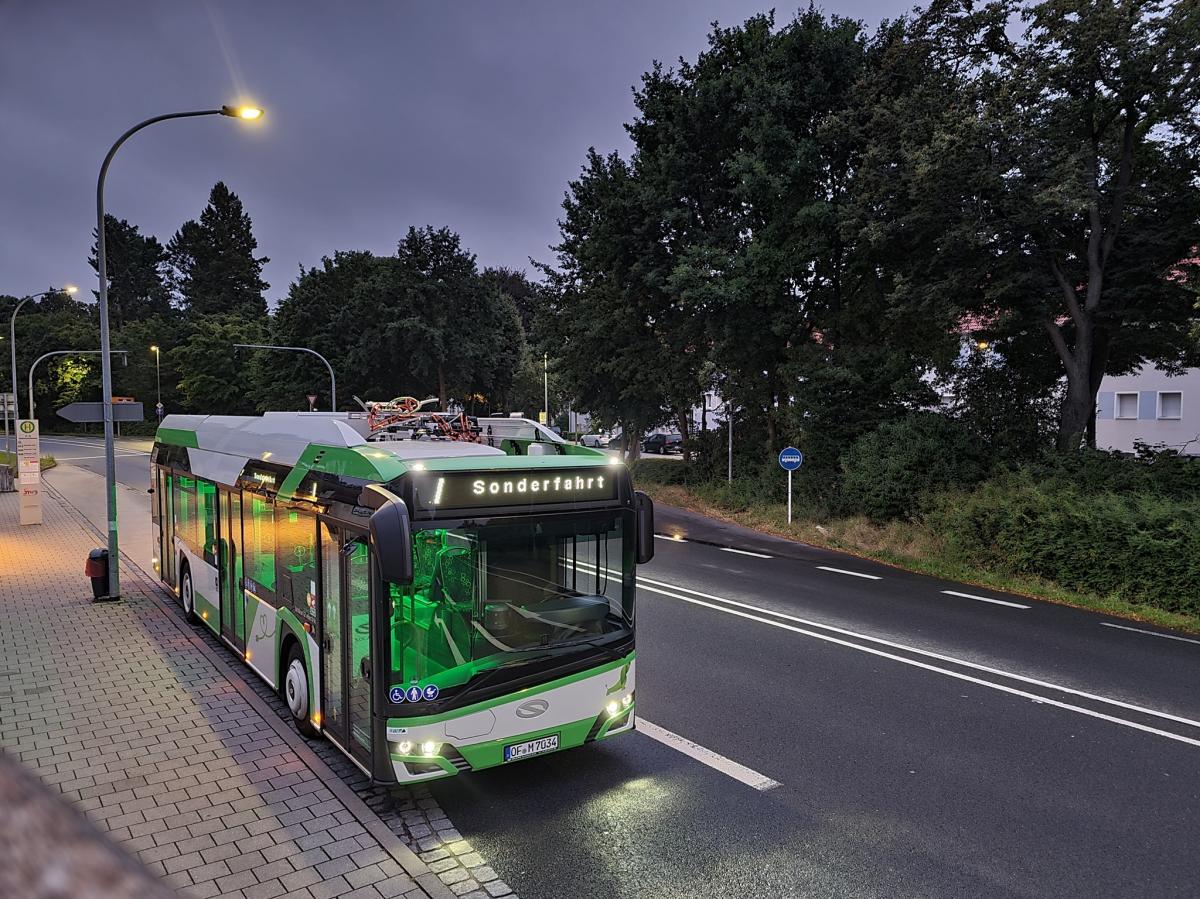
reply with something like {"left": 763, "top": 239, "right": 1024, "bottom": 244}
{"left": 62, "top": 435, "right": 1200, "bottom": 896}
{"left": 38, "top": 435, "right": 153, "bottom": 490}
{"left": 429, "top": 509, "right": 1200, "bottom": 898}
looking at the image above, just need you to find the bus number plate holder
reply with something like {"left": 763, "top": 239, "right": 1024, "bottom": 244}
{"left": 504, "top": 734, "right": 559, "bottom": 762}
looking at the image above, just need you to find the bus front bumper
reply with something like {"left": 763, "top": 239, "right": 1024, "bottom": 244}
{"left": 385, "top": 656, "right": 636, "bottom": 784}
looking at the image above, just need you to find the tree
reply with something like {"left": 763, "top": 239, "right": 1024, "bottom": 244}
{"left": 393, "top": 226, "right": 521, "bottom": 408}
{"left": 539, "top": 150, "right": 683, "bottom": 456}
{"left": 88, "top": 215, "right": 172, "bottom": 330}
{"left": 167, "top": 182, "right": 269, "bottom": 318}
{"left": 871, "top": 0, "right": 1200, "bottom": 450}
{"left": 171, "top": 313, "right": 268, "bottom": 414}
{"left": 631, "top": 11, "right": 875, "bottom": 451}
{"left": 267, "top": 236, "right": 525, "bottom": 414}
{"left": 482, "top": 267, "right": 538, "bottom": 341}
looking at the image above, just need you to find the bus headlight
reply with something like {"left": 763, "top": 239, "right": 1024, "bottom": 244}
{"left": 397, "top": 741, "right": 413, "bottom": 754}
{"left": 606, "top": 700, "right": 620, "bottom": 716}
{"left": 421, "top": 741, "right": 440, "bottom": 757}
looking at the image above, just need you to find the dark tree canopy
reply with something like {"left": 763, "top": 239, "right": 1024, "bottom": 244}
{"left": 167, "top": 182, "right": 269, "bottom": 319}
{"left": 88, "top": 215, "right": 172, "bottom": 330}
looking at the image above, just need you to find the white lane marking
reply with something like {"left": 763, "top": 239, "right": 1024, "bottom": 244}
{"left": 719, "top": 547, "right": 772, "bottom": 559}
{"left": 637, "top": 719, "right": 782, "bottom": 791}
{"left": 942, "top": 590, "right": 1030, "bottom": 610}
{"left": 40, "top": 438, "right": 151, "bottom": 455}
{"left": 654, "top": 533, "right": 688, "bottom": 543}
{"left": 629, "top": 570, "right": 1200, "bottom": 733}
{"left": 816, "top": 565, "right": 881, "bottom": 580}
{"left": 1101, "top": 622, "right": 1200, "bottom": 647}
{"left": 47, "top": 452, "right": 146, "bottom": 460}
{"left": 636, "top": 581, "right": 1200, "bottom": 749}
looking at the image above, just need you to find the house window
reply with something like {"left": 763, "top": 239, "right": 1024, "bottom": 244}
{"left": 1159, "top": 391, "right": 1182, "bottom": 420}
{"left": 1115, "top": 392, "right": 1138, "bottom": 420}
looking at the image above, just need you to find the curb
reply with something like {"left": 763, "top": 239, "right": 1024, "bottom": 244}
{"left": 45, "top": 479, "right": 458, "bottom": 899}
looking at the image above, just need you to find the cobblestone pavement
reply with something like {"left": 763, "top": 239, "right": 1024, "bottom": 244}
{"left": 43, "top": 469, "right": 522, "bottom": 899}
{"left": 0, "top": 487, "right": 459, "bottom": 899}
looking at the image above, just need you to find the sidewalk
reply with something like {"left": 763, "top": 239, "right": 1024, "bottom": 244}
{"left": 0, "top": 487, "right": 454, "bottom": 899}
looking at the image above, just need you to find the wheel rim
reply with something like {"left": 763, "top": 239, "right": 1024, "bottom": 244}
{"left": 182, "top": 573, "right": 193, "bottom": 613}
{"left": 285, "top": 659, "right": 308, "bottom": 720}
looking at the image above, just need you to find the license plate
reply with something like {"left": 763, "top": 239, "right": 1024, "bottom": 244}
{"left": 504, "top": 734, "right": 559, "bottom": 762}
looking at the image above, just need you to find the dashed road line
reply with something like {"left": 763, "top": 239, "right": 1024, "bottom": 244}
{"left": 816, "top": 565, "right": 881, "bottom": 580}
{"left": 637, "top": 719, "right": 782, "bottom": 791}
{"left": 942, "top": 590, "right": 1029, "bottom": 610}
{"left": 1101, "top": 622, "right": 1200, "bottom": 647}
{"left": 719, "top": 546, "right": 772, "bottom": 559}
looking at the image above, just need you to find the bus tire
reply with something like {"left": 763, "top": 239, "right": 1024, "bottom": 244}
{"left": 283, "top": 643, "right": 318, "bottom": 737}
{"left": 179, "top": 561, "right": 199, "bottom": 624}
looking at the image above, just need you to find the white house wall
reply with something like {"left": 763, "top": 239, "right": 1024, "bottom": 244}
{"left": 1095, "top": 366, "right": 1199, "bottom": 455}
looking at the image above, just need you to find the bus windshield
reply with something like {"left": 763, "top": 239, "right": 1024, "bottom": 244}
{"left": 388, "top": 512, "right": 633, "bottom": 697}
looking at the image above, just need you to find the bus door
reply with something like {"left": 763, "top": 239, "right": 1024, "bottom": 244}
{"left": 218, "top": 488, "right": 246, "bottom": 651}
{"left": 156, "top": 467, "right": 176, "bottom": 587}
{"left": 319, "top": 521, "right": 373, "bottom": 768}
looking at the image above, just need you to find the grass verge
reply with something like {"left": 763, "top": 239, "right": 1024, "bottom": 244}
{"left": 0, "top": 451, "right": 56, "bottom": 471}
{"left": 640, "top": 481, "right": 1200, "bottom": 637}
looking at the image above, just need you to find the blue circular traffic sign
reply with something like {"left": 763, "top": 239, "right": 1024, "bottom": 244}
{"left": 778, "top": 447, "right": 804, "bottom": 471}
{"left": 389, "top": 687, "right": 406, "bottom": 703}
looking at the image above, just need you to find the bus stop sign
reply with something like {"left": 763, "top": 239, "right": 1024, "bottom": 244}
{"left": 778, "top": 447, "right": 804, "bottom": 471}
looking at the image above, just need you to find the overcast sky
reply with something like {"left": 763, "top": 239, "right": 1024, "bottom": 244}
{"left": 1, "top": 0, "right": 914, "bottom": 305}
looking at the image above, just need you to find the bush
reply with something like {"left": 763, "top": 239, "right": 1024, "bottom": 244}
{"left": 839, "top": 413, "right": 987, "bottom": 521}
{"left": 928, "top": 469, "right": 1200, "bottom": 616}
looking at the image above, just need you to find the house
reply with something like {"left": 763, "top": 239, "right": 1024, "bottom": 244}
{"left": 1095, "top": 365, "right": 1199, "bottom": 455}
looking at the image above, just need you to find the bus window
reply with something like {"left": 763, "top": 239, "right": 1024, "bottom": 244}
{"left": 174, "top": 475, "right": 198, "bottom": 550}
{"left": 243, "top": 493, "right": 277, "bottom": 598}
{"left": 198, "top": 479, "right": 219, "bottom": 564}
{"left": 276, "top": 507, "right": 317, "bottom": 621}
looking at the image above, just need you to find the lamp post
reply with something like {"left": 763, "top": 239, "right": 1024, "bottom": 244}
{"left": 9, "top": 286, "right": 78, "bottom": 452}
{"left": 150, "top": 345, "right": 162, "bottom": 420}
{"left": 233, "top": 344, "right": 336, "bottom": 410}
{"left": 95, "top": 104, "right": 263, "bottom": 600}
{"left": 28, "top": 350, "right": 128, "bottom": 420}
{"left": 543, "top": 352, "right": 549, "bottom": 426}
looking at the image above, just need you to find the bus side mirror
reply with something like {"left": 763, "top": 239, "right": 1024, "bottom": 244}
{"left": 635, "top": 491, "right": 654, "bottom": 564}
{"left": 368, "top": 496, "right": 413, "bottom": 586}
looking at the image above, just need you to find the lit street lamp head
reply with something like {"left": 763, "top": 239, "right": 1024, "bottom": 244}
{"left": 63, "top": 285, "right": 78, "bottom": 295}
{"left": 221, "top": 104, "right": 264, "bottom": 120}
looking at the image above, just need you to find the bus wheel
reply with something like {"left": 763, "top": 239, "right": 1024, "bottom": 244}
{"left": 284, "top": 644, "right": 318, "bottom": 737}
{"left": 179, "top": 563, "right": 199, "bottom": 624}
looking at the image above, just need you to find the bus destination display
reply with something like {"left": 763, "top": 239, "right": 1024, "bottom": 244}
{"left": 417, "top": 469, "right": 617, "bottom": 510}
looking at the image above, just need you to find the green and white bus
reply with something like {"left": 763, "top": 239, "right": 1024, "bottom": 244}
{"left": 151, "top": 412, "right": 654, "bottom": 783}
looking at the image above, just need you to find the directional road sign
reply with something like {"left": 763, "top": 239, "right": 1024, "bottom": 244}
{"left": 57, "top": 402, "right": 145, "bottom": 423}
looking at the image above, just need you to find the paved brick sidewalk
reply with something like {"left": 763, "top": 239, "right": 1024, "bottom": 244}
{"left": 0, "top": 488, "right": 454, "bottom": 899}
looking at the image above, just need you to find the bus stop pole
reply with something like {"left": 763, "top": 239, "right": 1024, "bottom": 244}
{"left": 787, "top": 468, "right": 792, "bottom": 524}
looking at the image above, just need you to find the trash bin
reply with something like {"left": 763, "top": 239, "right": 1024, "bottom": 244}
{"left": 85, "top": 549, "right": 109, "bottom": 600}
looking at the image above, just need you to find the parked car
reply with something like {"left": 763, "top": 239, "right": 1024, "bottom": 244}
{"left": 580, "top": 433, "right": 610, "bottom": 448}
{"left": 642, "top": 432, "right": 683, "bottom": 454}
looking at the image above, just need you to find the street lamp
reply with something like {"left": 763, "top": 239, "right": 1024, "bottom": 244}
{"left": 150, "top": 345, "right": 162, "bottom": 420}
{"left": 95, "top": 104, "right": 263, "bottom": 601}
{"left": 543, "top": 352, "right": 549, "bottom": 426}
{"left": 28, "top": 350, "right": 128, "bottom": 420}
{"left": 232, "top": 344, "right": 336, "bottom": 410}
{"left": 8, "top": 286, "right": 78, "bottom": 451}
